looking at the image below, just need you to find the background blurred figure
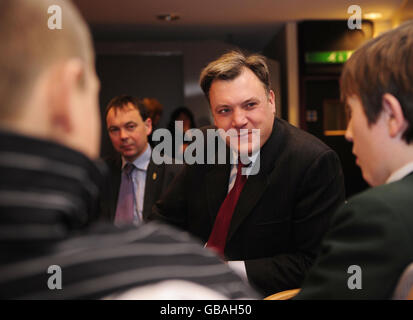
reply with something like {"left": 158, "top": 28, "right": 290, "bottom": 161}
{"left": 102, "top": 95, "right": 182, "bottom": 226}
{"left": 167, "top": 106, "right": 197, "bottom": 157}
{"left": 142, "top": 97, "right": 163, "bottom": 128}
{"left": 168, "top": 106, "right": 197, "bottom": 134}
{"left": 142, "top": 97, "right": 163, "bottom": 147}
{"left": 0, "top": 0, "right": 258, "bottom": 299}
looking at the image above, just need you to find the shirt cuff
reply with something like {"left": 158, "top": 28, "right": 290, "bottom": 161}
{"left": 227, "top": 260, "right": 248, "bottom": 282}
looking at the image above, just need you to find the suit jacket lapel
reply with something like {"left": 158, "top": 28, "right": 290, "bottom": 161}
{"left": 108, "top": 156, "right": 122, "bottom": 221}
{"left": 226, "top": 162, "right": 269, "bottom": 243}
{"left": 205, "top": 163, "right": 231, "bottom": 224}
{"left": 226, "top": 118, "right": 285, "bottom": 243}
{"left": 142, "top": 159, "right": 163, "bottom": 220}
{"left": 204, "top": 132, "right": 232, "bottom": 225}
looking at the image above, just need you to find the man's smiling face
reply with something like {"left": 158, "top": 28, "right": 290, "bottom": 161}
{"left": 209, "top": 67, "right": 275, "bottom": 154}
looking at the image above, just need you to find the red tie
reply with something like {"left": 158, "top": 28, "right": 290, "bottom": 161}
{"left": 206, "top": 161, "right": 247, "bottom": 257}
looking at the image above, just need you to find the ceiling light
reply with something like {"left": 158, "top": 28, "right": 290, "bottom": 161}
{"left": 363, "top": 12, "right": 383, "bottom": 20}
{"left": 157, "top": 13, "right": 180, "bottom": 22}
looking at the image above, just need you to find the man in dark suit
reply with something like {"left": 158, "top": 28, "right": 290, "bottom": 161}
{"left": 296, "top": 21, "right": 413, "bottom": 299}
{"left": 102, "top": 95, "right": 182, "bottom": 225}
{"left": 149, "top": 51, "right": 346, "bottom": 295}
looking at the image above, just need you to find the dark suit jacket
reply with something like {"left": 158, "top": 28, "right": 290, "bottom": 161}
{"left": 149, "top": 118, "right": 346, "bottom": 295}
{"left": 100, "top": 153, "right": 183, "bottom": 223}
{"left": 296, "top": 172, "right": 413, "bottom": 299}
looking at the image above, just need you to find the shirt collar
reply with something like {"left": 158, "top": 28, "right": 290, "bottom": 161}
{"left": 230, "top": 148, "right": 260, "bottom": 176}
{"left": 122, "top": 144, "right": 152, "bottom": 171}
{"left": 386, "top": 161, "right": 413, "bottom": 184}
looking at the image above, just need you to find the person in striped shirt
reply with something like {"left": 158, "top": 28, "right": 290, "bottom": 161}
{"left": 0, "top": 0, "right": 258, "bottom": 299}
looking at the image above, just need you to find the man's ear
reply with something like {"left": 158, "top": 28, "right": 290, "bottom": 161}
{"left": 382, "top": 93, "right": 407, "bottom": 139}
{"left": 268, "top": 90, "right": 276, "bottom": 115}
{"left": 145, "top": 117, "right": 153, "bottom": 136}
{"left": 46, "top": 58, "right": 85, "bottom": 134}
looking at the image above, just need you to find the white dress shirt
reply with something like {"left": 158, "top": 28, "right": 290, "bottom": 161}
{"left": 386, "top": 161, "right": 413, "bottom": 184}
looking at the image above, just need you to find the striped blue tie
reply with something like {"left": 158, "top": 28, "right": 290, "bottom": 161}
{"left": 114, "top": 163, "right": 135, "bottom": 227}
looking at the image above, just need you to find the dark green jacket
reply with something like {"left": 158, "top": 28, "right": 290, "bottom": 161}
{"left": 297, "top": 172, "right": 413, "bottom": 299}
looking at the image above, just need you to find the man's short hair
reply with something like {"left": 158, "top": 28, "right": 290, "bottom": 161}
{"left": 199, "top": 50, "right": 271, "bottom": 102}
{"left": 0, "top": 0, "right": 93, "bottom": 119}
{"left": 105, "top": 95, "right": 149, "bottom": 122}
{"left": 341, "top": 20, "right": 413, "bottom": 144}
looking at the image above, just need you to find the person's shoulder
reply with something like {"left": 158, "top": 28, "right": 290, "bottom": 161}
{"left": 150, "top": 153, "right": 183, "bottom": 174}
{"left": 102, "top": 153, "right": 121, "bottom": 171}
{"left": 276, "top": 118, "right": 331, "bottom": 154}
{"left": 333, "top": 176, "right": 413, "bottom": 239}
{"left": 348, "top": 174, "right": 413, "bottom": 214}
{"left": 47, "top": 221, "right": 259, "bottom": 299}
{"left": 269, "top": 118, "right": 339, "bottom": 172}
{"left": 61, "top": 221, "right": 199, "bottom": 252}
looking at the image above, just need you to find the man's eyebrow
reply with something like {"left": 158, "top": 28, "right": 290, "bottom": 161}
{"left": 124, "top": 121, "right": 137, "bottom": 126}
{"left": 242, "top": 97, "right": 259, "bottom": 105}
{"left": 215, "top": 104, "right": 231, "bottom": 111}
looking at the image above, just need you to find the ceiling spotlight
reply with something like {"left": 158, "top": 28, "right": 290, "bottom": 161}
{"left": 363, "top": 12, "right": 383, "bottom": 20}
{"left": 157, "top": 13, "right": 180, "bottom": 22}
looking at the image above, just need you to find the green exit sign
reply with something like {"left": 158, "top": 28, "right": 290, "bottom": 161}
{"left": 305, "top": 51, "right": 354, "bottom": 64}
